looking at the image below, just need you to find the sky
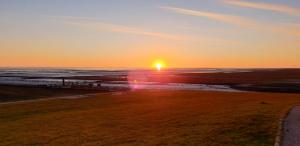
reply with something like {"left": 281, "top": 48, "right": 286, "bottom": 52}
{"left": 0, "top": 0, "right": 300, "bottom": 68}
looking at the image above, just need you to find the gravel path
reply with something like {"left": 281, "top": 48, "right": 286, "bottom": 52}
{"left": 283, "top": 106, "right": 300, "bottom": 146}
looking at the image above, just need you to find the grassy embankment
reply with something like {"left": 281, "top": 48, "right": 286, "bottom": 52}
{"left": 0, "top": 90, "right": 300, "bottom": 145}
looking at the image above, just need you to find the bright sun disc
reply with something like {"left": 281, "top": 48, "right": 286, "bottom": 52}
{"left": 152, "top": 60, "right": 166, "bottom": 71}
{"left": 156, "top": 63, "right": 162, "bottom": 71}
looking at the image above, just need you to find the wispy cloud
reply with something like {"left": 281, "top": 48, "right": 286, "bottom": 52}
{"left": 160, "top": 6, "right": 300, "bottom": 38}
{"left": 49, "top": 16, "right": 186, "bottom": 41}
{"left": 49, "top": 15, "right": 245, "bottom": 44}
{"left": 224, "top": 0, "right": 300, "bottom": 16}
{"left": 160, "top": 6, "right": 256, "bottom": 27}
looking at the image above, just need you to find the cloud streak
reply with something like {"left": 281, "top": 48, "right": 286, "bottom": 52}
{"left": 49, "top": 16, "right": 186, "bottom": 41}
{"left": 48, "top": 15, "right": 246, "bottom": 45}
{"left": 160, "top": 6, "right": 256, "bottom": 27}
{"left": 224, "top": 0, "right": 300, "bottom": 16}
{"left": 160, "top": 6, "right": 300, "bottom": 37}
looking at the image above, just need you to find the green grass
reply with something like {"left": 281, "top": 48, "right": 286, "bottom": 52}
{"left": 0, "top": 90, "right": 300, "bottom": 145}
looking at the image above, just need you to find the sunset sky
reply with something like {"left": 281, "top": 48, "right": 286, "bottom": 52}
{"left": 0, "top": 0, "right": 299, "bottom": 68}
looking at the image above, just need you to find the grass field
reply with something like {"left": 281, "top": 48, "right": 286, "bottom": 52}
{"left": 0, "top": 90, "right": 300, "bottom": 145}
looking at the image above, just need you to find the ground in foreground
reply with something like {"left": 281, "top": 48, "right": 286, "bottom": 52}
{"left": 0, "top": 90, "right": 300, "bottom": 146}
{"left": 0, "top": 85, "right": 101, "bottom": 102}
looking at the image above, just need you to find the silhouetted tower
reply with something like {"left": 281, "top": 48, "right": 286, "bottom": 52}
{"left": 62, "top": 77, "right": 65, "bottom": 86}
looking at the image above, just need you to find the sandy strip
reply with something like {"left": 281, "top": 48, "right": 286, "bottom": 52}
{"left": 283, "top": 106, "right": 300, "bottom": 146}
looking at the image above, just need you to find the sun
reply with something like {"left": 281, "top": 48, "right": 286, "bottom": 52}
{"left": 152, "top": 60, "right": 165, "bottom": 71}
{"left": 156, "top": 63, "right": 162, "bottom": 71}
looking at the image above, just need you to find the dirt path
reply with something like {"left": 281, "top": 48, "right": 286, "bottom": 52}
{"left": 0, "top": 93, "right": 107, "bottom": 105}
{"left": 283, "top": 106, "right": 300, "bottom": 146}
